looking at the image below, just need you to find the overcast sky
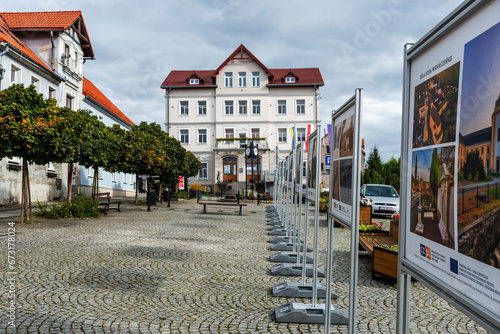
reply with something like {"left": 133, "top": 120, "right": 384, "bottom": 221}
{"left": 4, "top": 0, "right": 463, "bottom": 162}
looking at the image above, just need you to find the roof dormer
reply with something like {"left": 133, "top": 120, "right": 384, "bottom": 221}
{"left": 187, "top": 72, "right": 203, "bottom": 85}
{"left": 283, "top": 70, "right": 299, "bottom": 83}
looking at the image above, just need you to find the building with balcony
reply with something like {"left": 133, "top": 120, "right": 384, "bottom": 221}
{"left": 161, "top": 44, "right": 323, "bottom": 191}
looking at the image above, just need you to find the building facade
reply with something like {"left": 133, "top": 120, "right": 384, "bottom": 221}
{"left": 161, "top": 45, "right": 323, "bottom": 191}
{"left": 0, "top": 11, "right": 134, "bottom": 204}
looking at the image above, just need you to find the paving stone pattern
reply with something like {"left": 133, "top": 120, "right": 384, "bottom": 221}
{"left": 0, "top": 201, "right": 490, "bottom": 333}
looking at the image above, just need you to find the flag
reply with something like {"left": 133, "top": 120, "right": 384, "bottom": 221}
{"left": 290, "top": 127, "right": 295, "bottom": 150}
{"left": 327, "top": 124, "right": 332, "bottom": 147}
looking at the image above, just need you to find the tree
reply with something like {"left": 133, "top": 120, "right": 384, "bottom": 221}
{"left": 383, "top": 157, "right": 401, "bottom": 192}
{"left": 0, "top": 84, "right": 65, "bottom": 223}
{"left": 462, "top": 149, "right": 486, "bottom": 181}
{"left": 366, "top": 145, "right": 384, "bottom": 176}
{"left": 429, "top": 148, "right": 440, "bottom": 205}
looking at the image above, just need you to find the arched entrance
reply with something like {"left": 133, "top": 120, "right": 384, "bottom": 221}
{"left": 222, "top": 156, "right": 237, "bottom": 182}
{"left": 246, "top": 156, "right": 261, "bottom": 181}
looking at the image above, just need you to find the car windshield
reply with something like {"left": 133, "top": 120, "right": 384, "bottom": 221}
{"left": 365, "top": 186, "right": 398, "bottom": 197}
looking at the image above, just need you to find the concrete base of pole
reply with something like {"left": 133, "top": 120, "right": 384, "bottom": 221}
{"left": 270, "top": 263, "right": 324, "bottom": 277}
{"left": 271, "top": 243, "right": 312, "bottom": 252}
{"left": 269, "top": 236, "right": 303, "bottom": 243}
{"left": 268, "top": 225, "right": 285, "bottom": 231}
{"left": 269, "top": 252, "right": 313, "bottom": 263}
{"left": 267, "top": 220, "right": 283, "bottom": 225}
{"left": 268, "top": 229, "right": 289, "bottom": 236}
{"left": 272, "top": 282, "right": 338, "bottom": 299}
{"left": 275, "top": 302, "right": 348, "bottom": 324}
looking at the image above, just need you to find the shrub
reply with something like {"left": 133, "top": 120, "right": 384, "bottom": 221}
{"left": 35, "top": 195, "right": 101, "bottom": 219}
{"left": 176, "top": 191, "right": 190, "bottom": 199}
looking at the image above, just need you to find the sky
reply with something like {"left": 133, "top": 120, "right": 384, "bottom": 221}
{"left": 3, "top": 0, "right": 464, "bottom": 162}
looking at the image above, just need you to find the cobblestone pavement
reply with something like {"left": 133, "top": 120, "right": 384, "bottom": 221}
{"left": 0, "top": 201, "right": 490, "bottom": 333}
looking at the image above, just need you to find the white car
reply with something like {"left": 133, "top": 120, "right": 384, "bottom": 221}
{"left": 360, "top": 184, "right": 399, "bottom": 217}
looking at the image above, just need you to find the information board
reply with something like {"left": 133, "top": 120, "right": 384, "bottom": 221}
{"left": 400, "top": 1, "right": 500, "bottom": 331}
{"left": 306, "top": 127, "right": 320, "bottom": 202}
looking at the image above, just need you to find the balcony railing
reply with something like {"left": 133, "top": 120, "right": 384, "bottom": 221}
{"left": 215, "top": 138, "right": 269, "bottom": 151}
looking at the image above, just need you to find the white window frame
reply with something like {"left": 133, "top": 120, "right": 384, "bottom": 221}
{"left": 8, "top": 156, "right": 21, "bottom": 164}
{"left": 180, "top": 101, "right": 189, "bottom": 115}
{"left": 251, "top": 128, "right": 260, "bottom": 139}
{"left": 278, "top": 128, "right": 287, "bottom": 143}
{"left": 197, "top": 100, "right": 207, "bottom": 115}
{"left": 252, "top": 100, "right": 261, "bottom": 115}
{"left": 123, "top": 173, "right": 127, "bottom": 184}
{"left": 238, "top": 100, "right": 247, "bottom": 115}
{"left": 224, "top": 128, "right": 235, "bottom": 140}
{"left": 111, "top": 172, "right": 116, "bottom": 183}
{"left": 252, "top": 72, "right": 260, "bottom": 87}
{"left": 48, "top": 86, "right": 57, "bottom": 99}
{"left": 286, "top": 77, "right": 296, "bottom": 83}
{"left": 224, "top": 72, "right": 233, "bottom": 87}
{"left": 179, "top": 129, "right": 189, "bottom": 144}
{"left": 10, "top": 65, "right": 20, "bottom": 84}
{"left": 197, "top": 128, "right": 207, "bottom": 144}
{"left": 31, "top": 76, "right": 40, "bottom": 92}
{"left": 238, "top": 72, "right": 246, "bottom": 87}
{"left": 277, "top": 100, "right": 287, "bottom": 115}
{"left": 296, "top": 99, "right": 305, "bottom": 114}
{"left": 130, "top": 174, "right": 134, "bottom": 184}
{"left": 297, "top": 128, "right": 306, "bottom": 142}
{"left": 64, "top": 44, "right": 71, "bottom": 67}
{"left": 87, "top": 166, "right": 94, "bottom": 178}
{"left": 239, "top": 132, "right": 247, "bottom": 148}
{"left": 190, "top": 78, "right": 199, "bottom": 85}
{"left": 98, "top": 167, "right": 103, "bottom": 180}
{"left": 225, "top": 100, "right": 234, "bottom": 115}
{"left": 199, "top": 162, "right": 208, "bottom": 180}
{"left": 66, "top": 93, "right": 75, "bottom": 110}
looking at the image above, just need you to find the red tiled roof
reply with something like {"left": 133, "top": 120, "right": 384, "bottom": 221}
{"left": 0, "top": 19, "right": 54, "bottom": 73}
{"left": 0, "top": 11, "right": 94, "bottom": 59}
{"left": 161, "top": 45, "right": 324, "bottom": 88}
{"left": 0, "top": 11, "right": 81, "bottom": 31}
{"left": 161, "top": 70, "right": 215, "bottom": 88}
{"left": 83, "top": 77, "right": 134, "bottom": 126}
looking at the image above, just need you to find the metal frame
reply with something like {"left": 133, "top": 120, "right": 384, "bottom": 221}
{"left": 398, "top": 1, "right": 499, "bottom": 332}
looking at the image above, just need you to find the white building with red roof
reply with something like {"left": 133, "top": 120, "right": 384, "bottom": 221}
{"left": 161, "top": 44, "right": 323, "bottom": 192}
{"left": 0, "top": 11, "right": 135, "bottom": 205}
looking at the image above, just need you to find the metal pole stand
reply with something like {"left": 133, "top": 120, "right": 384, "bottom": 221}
{"left": 275, "top": 302, "right": 348, "bottom": 324}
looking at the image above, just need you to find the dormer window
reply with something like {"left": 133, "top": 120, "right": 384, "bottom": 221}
{"left": 286, "top": 77, "right": 295, "bottom": 83}
{"left": 190, "top": 78, "right": 199, "bottom": 85}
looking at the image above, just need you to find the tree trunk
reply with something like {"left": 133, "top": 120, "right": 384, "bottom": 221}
{"left": 21, "top": 159, "right": 31, "bottom": 224}
{"left": 67, "top": 162, "right": 73, "bottom": 203}
{"left": 93, "top": 168, "right": 98, "bottom": 194}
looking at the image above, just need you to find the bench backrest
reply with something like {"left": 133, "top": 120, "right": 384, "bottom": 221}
{"left": 93, "top": 192, "right": 111, "bottom": 201}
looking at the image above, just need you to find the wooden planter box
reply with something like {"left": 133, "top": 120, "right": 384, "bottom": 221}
{"left": 359, "top": 205, "right": 372, "bottom": 224}
{"left": 390, "top": 221, "right": 399, "bottom": 243}
{"left": 372, "top": 246, "right": 398, "bottom": 280}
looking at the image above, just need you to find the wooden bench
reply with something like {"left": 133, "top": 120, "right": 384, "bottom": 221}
{"left": 199, "top": 201, "right": 247, "bottom": 215}
{"left": 92, "top": 192, "right": 122, "bottom": 215}
{"left": 359, "top": 232, "right": 398, "bottom": 280}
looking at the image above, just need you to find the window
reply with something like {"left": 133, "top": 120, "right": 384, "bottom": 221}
{"left": 123, "top": 173, "right": 127, "bottom": 184}
{"left": 64, "top": 44, "right": 70, "bottom": 67}
{"left": 225, "top": 72, "right": 233, "bottom": 87}
{"left": 239, "top": 133, "right": 247, "bottom": 148}
{"left": 88, "top": 167, "right": 94, "bottom": 178}
{"left": 252, "top": 100, "right": 261, "bottom": 115}
{"left": 198, "top": 129, "right": 207, "bottom": 144}
{"left": 278, "top": 128, "right": 287, "bottom": 143}
{"left": 277, "top": 100, "right": 287, "bottom": 114}
{"left": 47, "top": 162, "right": 55, "bottom": 171}
{"left": 297, "top": 128, "right": 306, "bottom": 142}
{"left": 10, "top": 65, "right": 20, "bottom": 83}
{"left": 199, "top": 162, "right": 208, "bottom": 179}
{"left": 296, "top": 99, "right": 305, "bottom": 114}
{"left": 238, "top": 100, "right": 247, "bottom": 115}
{"left": 98, "top": 167, "right": 103, "bottom": 179}
{"left": 326, "top": 145, "right": 330, "bottom": 154}
{"left": 238, "top": 72, "right": 246, "bottom": 87}
{"left": 130, "top": 174, "right": 134, "bottom": 184}
{"left": 190, "top": 78, "right": 199, "bottom": 85}
{"left": 74, "top": 51, "right": 78, "bottom": 73}
{"left": 286, "top": 77, "right": 295, "bottom": 83}
{"left": 198, "top": 101, "right": 207, "bottom": 115}
{"left": 251, "top": 128, "right": 260, "bottom": 138}
{"left": 225, "top": 128, "right": 234, "bottom": 139}
{"left": 252, "top": 72, "right": 260, "bottom": 87}
{"left": 49, "top": 87, "right": 56, "bottom": 99}
{"left": 31, "top": 76, "right": 40, "bottom": 92}
{"left": 180, "top": 101, "right": 189, "bottom": 115}
{"left": 112, "top": 172, "right": 116, "bottom": 182}
{"left": 225, "top": 100, "right": 234, "bottom": 115}
{"left": 66, "top": 94, "right": 74, "bottom": 110}
{"left": 180, "top": 129, "right": 189, "bottom": 144}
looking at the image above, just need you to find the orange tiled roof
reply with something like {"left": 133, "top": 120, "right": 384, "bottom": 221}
{"left": 83, "top": 77, "right": 134, "bottom": 127}
{"left": 0, "top": 11, "right": 81, "bottom": 31}
{"left": 0, "top": 19, "right": 53, "bottom": 72}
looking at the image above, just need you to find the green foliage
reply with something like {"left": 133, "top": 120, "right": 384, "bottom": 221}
{"left": 462, "top": 149, "right": 486, "bottom": 181}
{"left": 175, "top": 191, "right": 190, "bottom": 199}
{"left": 35, "top": 195, "right": 101, "bottom": 219}
{"left": 366, "top": 145, "right": 383, "bottom": 176}
{"left": 362, "top": 145, "right": 400, "bottom": 192}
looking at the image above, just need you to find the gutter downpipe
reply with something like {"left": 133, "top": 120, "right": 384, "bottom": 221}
{"left": 166, "top": 87, "right": 171, "bottom": 134}
{"left": 0, "top": 43, "right": 9, "bottom": 91}
{"left": 50, "top": 31, "right": 55, "bottom": 70}
{"left": 314, "top": 84, "right": 318, "bottom": 130}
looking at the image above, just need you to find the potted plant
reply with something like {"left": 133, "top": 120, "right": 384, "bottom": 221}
{"left": 359, "top": 197, "right": 373, "bottom": 224}
{"left": 359, "top": 222, "right": 388, "bottom": 235}
{"left": 227, "top": 184, "right": 233, "bottom": 191}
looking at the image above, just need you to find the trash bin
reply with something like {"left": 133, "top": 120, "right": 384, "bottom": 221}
{"left": 147, "top": 190, "right": 156, "bottom": 205}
